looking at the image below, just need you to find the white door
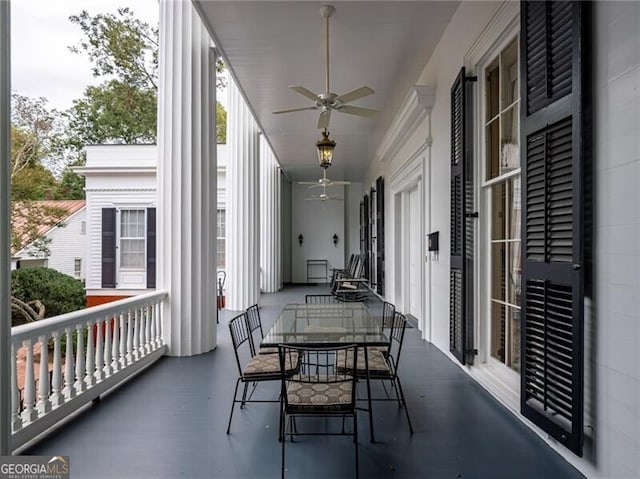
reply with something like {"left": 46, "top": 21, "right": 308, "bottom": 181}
{"left": 408, "top": 187, "right": 421, "bottom": 318}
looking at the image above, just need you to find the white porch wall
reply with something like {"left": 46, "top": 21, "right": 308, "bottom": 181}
{"left": 291, "top": 183, "right": 344, "bottom": 283}
{"left": 592, "top": 2, "right": 640, "bottom": 477}
{"left": 367, "top": 1, "right": 640, "bottom": 478}
{"left": 157, "top": 0, "right": 217, "bottom": 356}
{"left": 281, "top": 176, "right": 292, "bottom": 284}
{"left": 344, "top": 182, "right": 363, "bottom": 259}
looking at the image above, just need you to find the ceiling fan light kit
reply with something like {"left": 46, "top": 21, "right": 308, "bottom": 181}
{"left": 316, "top": 129, "right": 336, "bottom": 169}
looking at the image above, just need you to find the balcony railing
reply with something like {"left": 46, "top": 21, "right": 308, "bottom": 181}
{"left": 10, "top": 290, "right": 168, "bottom": 451}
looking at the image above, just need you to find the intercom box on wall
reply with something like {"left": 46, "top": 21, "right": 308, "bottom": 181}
{"left": 427, "top": 231, "right": 439, "bottom": 252}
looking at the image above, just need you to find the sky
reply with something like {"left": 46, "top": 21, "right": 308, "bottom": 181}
{"left": 10, "top": 0, "right": 159, "bottom": 112}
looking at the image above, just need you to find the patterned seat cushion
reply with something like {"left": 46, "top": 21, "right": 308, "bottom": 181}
{"left": 258, "top": 346, "right": 279, "bottom": 355}
{"left": 286, "top": 375, "right": 354, "bottom": 413}
{"left": 336, "top": 349, "right": 391, "bottom": 377}
{"left": 243, "top": 352, "right": 299, "bottom": 379}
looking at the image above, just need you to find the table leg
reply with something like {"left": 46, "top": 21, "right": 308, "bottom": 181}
{"left": 365, "top": 347, "right": 375, "bottom": 443}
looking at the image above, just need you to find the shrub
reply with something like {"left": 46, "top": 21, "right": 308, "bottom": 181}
{"left": 11, "top": 267, "right": 85, "bottom": 325}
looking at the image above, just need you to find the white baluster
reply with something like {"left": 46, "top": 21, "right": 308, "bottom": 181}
{"left": 75, "top": 325, "right": 86, "bottom": 393}
{"left": 137, "top": 307, "right": 146, "bottom": 358}
{"left": 22, "top": 339, "right": 37, "bottom": 422}
{"left": 63, "top": 328, "right": 76, "bottom": 399}
{"left": 148, "top": 304, "right": 156, "bottom": 351}
{"left": 126, "top": 310, "right": 134, "bottom": 364}
{"left": 103, "top": 319, "right": 113, "bottom": 378}
{"left": 37, "top": 335, "right": 51, "bottom": 414}
{"left": 95, "top": 318, "right": 105, "bottom": 382}
{"left": 155, "top": 301, "right": 163, "bottom": 346}
{"left": 85, "top": 321, "right": 95, "bottom": 387}
{"left": 50, "top": 332, "right": 63, "bottom": 407}
{"left": 119, "top": 313, "right": 127, "bottom": 368}
{"left": 11, "top": 343, "right": 22, "bottom": 431}
{"left": 111, "top": 316, "right": 120, "bottom": 372}
{"left": 132, "top": 309, "right": 140, "bottom": 361}
{"left": 145, "top": 304, "right": 152, "bottom": 354}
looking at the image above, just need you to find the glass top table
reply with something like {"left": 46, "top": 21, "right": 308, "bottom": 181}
{"left": 261, "top": 302, "right": 389, "bottom": 347}
{"left": 262, "top": 302, "right": 390, "bottom": 442}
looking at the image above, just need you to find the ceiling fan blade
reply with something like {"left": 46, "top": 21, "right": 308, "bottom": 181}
{"left": 327, "top": 197, "right": 344, "bottom": 201}
{"left": 289, "top": 85, "right": 319, "bottom": 102}
{"left": 336, "top": 105, "right": 379, "bottom": 117}
{"left": 273, "top": 106, "right": 318, "bottom": 114}
{"left": 317, "top": 109, "right": 331, "bottom": 129}
{"left": 298, "top": 181, "right": 318, "bottom": 185}
{"left": 334, "top": 86, "right": 374, "bottom": 104}
{"left": 308, "top": 184, "right": 324, "bottom": 189}
{"left": 329, "top": 181, "right": 351, "bottom": 186}
{"left": 304, "top": 197, "right": 323, "bottom": 201}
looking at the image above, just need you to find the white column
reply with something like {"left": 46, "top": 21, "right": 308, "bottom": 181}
{"left": 260, "top": 136, "right": 282, "bottom": 293}
{"left": 0, "top": 0, "right": 11, "bottom": 455}
{"left": 227, "top": 80, "right": 260, "bottom": 310}
{"left": 158, "top": 0, "right": 217, "bottom": 356}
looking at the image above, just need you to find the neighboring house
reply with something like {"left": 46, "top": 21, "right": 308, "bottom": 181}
{"left": 11, "top": 200, "right": 87, "bottom": 280}
{"left": 76, "top": 144, "right": 227, "bottom": 307}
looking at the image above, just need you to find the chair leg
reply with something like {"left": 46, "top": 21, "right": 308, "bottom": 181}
{"left": 354, "top": 413, "right": 359, "bottom": 479}
{"left": 240, "top": 382, "right": 249, "bottom": 408}
{"left": 281, "top": 411, "right": 286, "bottom": 479}
{"left": 394, "top": 376, "right": 414, "bottom": 434}
{"left": 227, "top": 378, "right": 241, "bottom": 434}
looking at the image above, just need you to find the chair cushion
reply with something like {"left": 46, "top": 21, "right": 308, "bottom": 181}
{"left": 286, "top": 375, "right": 354, "bottom": 413}
{"left": 336, "top": 349, "right": 391, "bottom": 377}
{"left": 258, "top": 346, "right": 279, "bottom": 355}
{"left": 243, "top": 352, "right": 298, "bottom": 379}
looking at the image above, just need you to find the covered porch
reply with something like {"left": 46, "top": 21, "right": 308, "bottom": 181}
{"left": 23, "top": 286, "right": 583, "bottom": 479}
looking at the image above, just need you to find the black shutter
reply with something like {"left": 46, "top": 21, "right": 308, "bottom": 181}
{"left": 375, "top": 176, "right": 385, "bottom": 295}
{"left": 101, "top": 208, "right": 117, "bottom": 288}
{"left": 449, "top": 67, "right": 476, "bottom": 365}
{"left": 362, "top": 194, "right": 370, "bottom": 281}
{"left": 520, "top": 0, "right": 589, "bottom": 456}
{"left": 146, "top": 208, "right": 156, "bottom": 289}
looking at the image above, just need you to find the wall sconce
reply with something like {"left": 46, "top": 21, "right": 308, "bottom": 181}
{"left": 298, "top": 234, "right": 304, "bottom": 246}
{"left": 332, "top": 233, "right": 339, "bottom": 247}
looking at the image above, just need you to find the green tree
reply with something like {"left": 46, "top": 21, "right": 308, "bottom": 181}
{"left": 57, "top": 157, "right": 86, "bottom": 200}
{"left": 11, "top": 267, "right": 86, "bottom": 325}
{"left": 67, "top": 7, "right": 227, "bottom": 147}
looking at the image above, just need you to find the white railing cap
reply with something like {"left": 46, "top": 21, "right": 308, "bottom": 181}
{"left": 11, "top": 290, "right": 168, "bottom": 343}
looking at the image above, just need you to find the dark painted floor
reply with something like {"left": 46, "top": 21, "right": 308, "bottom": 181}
{"left": 24, "top": 286, "right": 584, "bottom": 479}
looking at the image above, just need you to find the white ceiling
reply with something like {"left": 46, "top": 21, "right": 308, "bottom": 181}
{"left": 194, "top": 1, "right": 460, "bottom": 182}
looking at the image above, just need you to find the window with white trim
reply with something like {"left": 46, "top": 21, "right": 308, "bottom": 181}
{"left": 483, "top": 36, "right": 522, "bottom": 373}
{"left": 74, "top": 258, "right": 82, "bottom": 278}
{"left": 119, "top": 209, "right": 146, "bottom": 269}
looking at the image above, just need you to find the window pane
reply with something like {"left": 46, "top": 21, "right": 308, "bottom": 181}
{"left": 491, "top": 182, "right": 506, "bottom": 240}
{"left": 508, "top": 177, "right": 521, "bottom": 240}
{"left": 491, "top": 242, "right": 506, "bottom": 301}
{"left": 121, "top": 239, "right": 145, "bottom": 268}
{"left": 500, "top": 105, "right": 520, "bottom": 173}
{"left": 490, "top": 302, "right": 506, "bottom": 362}
{"left": 121, "top": 210, "right": 145, "bottom": 238}
{"left": 508, "top": 307, "right": 521, "bottom": 373}
{"left": 486, "top": 119, "right": 500, "bottom": 180}
{"left": 508, "top": 242, "right": 522, "bottom": 305}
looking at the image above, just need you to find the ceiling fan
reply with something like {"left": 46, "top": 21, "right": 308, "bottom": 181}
{"left": 299, "top": 168, "right": 351, "bottom": 189}
{"left": 304, "top": 184, "right": 343, "bottom": 202}
{"left": 273, "top": 4, "right": 378, "bottom": 129}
